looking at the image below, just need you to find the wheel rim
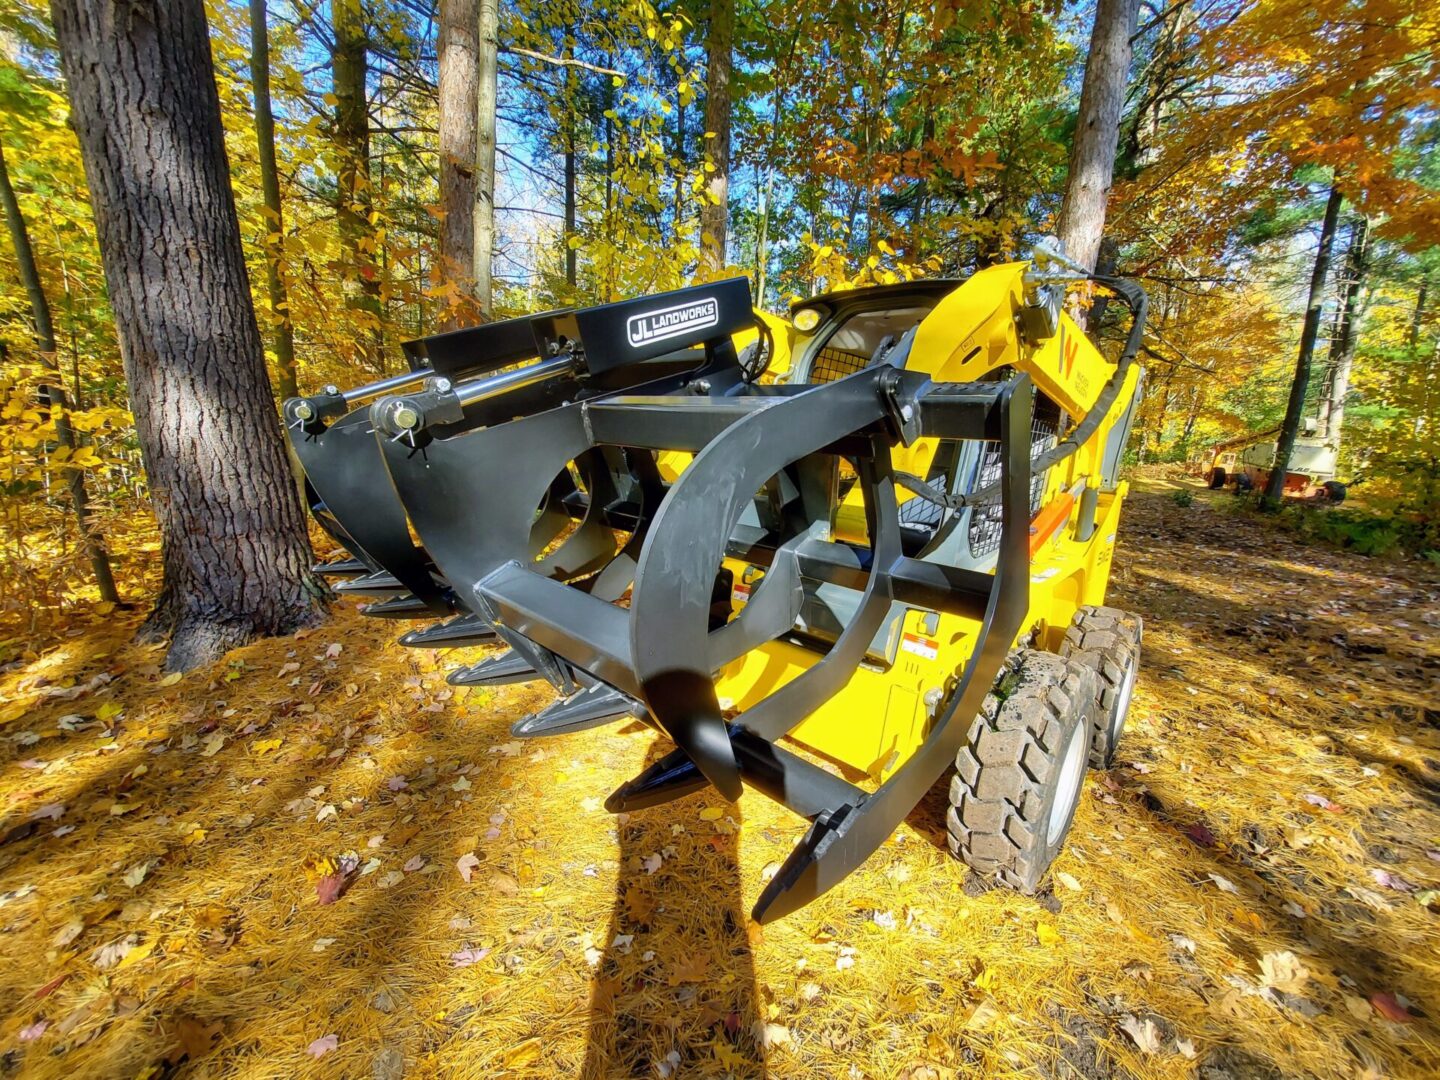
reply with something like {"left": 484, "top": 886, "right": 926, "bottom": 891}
{"left": 1048, "top": 721, "right": 1088, "bottom": 846}
{"left": 1110, "top": 659, "right": 1138, "bottom": 748}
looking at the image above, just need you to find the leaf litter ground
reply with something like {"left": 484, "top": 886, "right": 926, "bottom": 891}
{"left": 1, "top": 478, "right": 1437, "bottom": 1078}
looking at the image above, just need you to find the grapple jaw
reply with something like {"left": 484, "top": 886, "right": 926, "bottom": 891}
{"left": 282, "top": 311, "right": 581, "bottom": 629}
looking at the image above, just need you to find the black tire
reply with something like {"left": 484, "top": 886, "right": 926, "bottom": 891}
{"left": 1208, "top": 466, "right": 1227, "bottom": 489}
{"left": 1059, "top": 605, "right": 1143, "bottom": 768}
{"left": 946, "top": 650, "right": 1097, "bottom": 893}
{"left": 1322, "top": 480, "right": 1347, "bottom": 504}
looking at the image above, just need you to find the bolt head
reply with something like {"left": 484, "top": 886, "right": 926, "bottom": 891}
{"left": 432, "top": 376, "right": 452, "bottom": 393}
{"left": 392, "top": 404, "right": 420, "bottom": 430}
{"left": 293, "top": 401, "right": 314, "bottom": 420}
{"left": 324, "top": 384, "right": 339, "bottom": 396}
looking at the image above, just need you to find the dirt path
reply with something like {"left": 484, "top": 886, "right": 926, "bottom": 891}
{"left": 1, "top": 483, "right": 1437, "bottom": 1078}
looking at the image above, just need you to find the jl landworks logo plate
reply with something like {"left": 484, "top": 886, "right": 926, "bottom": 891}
{"left": 626, "top": 297, "right": 719, "bottom": 347}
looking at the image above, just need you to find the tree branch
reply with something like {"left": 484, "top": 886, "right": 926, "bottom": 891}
{"left": 503, "top": 45, "right": 625, "bottom": 78}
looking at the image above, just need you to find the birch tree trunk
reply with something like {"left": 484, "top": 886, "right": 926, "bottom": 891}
{"left": 698, "top": 0, "right": 732, "bottom": 276}
{"left": 0, "top": 138, "right": 119, "bottom": 604}
{"left": 474, "top": 0, "right": 499, "bottom": 316}
{"left": 248, "top": 0, "right": 296, "bottom": 396}
{"left": 438, "top": 0, "right": 478, "bottom": 326}
{"left": 50, "top": 0, "right": 325, "bottom": 669}
{"left": 1316, "top": 215, "right": 1369, "bottom": 447}
{"left": 1266, "top": 185, "right": 1344, "bottom": 507}
{"left": 1056, "top": 0, "right": 1139, "bottom": 275}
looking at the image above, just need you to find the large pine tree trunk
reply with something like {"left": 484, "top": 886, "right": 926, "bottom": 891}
{"left": 248, "top": 0, "right": 296, "bottom": 397}
{"left": 332, "top": 0, "right": 383, "bottom": 365}
{"left": 698, "top": 0, "right": 733, "bottom": 276}
{"left": 0, "top": 137, "right": 119, "bottom": 604}
{"left": 438, "top": 0, "right": 478, "bottom": 326}
{"left": 474, "top": 0, "right": 499, "bottom": 316}
{"left": 1056, "top": 0, "right": 1139, "bottom": 275}
{"left": 1266, "top": 185, "right": 1344, "bottom": 507}
{"left": 50, "top": 0, "right": 326, "bottom": 670}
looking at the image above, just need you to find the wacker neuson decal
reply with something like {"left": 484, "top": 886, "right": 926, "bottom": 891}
{"left": 626, "top": 297, "right": 719, "bottom": 347}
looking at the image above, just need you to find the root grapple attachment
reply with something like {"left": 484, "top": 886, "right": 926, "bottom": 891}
{"left": 284, "top": 255, "right": 1148, "bottom": 922}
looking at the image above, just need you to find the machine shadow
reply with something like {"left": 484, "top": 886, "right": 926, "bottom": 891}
{"left": 582, "top": 735, "right": 767, "bottom": 1079}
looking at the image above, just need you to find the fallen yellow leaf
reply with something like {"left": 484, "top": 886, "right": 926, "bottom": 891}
{"left": 252, "top": 737, "right": 283, "bottom": 755}
{"left": 1036, "top": 922, "right": 1061, "bottom": 946}
{"left": 502, "top": 1038, "right": 543, "bottom": 1068}
{"left": 159, "top": 672, "right": 182, "bottom": 687}
{"left": 114, "top": 937, "right": 157, "bottom": 970}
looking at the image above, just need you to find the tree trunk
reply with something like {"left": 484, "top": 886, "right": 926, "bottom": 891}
{"left": 473, "top": 0, "right": 498, "bottom": 317}
{"left": 248, "top": 0, "right": 296, "bottom": 397}
{"left": 437, "top": 0, "right": 478, "bottom": 327}
{"left": 1265, "top": 184, "right": 1344, "bottom": 508}
{"left": 562, "top": 33, "right": 577, "bottom": 288}
{"left": 50, "top": 0, "right": 326, "bottom": 669}
{"left": 332, "top": 0, "right": 382, "bottom": 365}
{"left": 698, "top": 0, "right": 732, "bottom": 276}
{"left": 0, "top": 137, "right": 119, "bottom": 604}
{"left": 1316, "top": 214, "right": 1369, "bottom": 446}
{"left": 1055, "top": 0, "right": 1139, "bottom": 275}
{"left": 1410, "top": 273, "right": 1430, "bottom": 350}
{"left": 674, "top": 94, "right": 685, "bottom": 235}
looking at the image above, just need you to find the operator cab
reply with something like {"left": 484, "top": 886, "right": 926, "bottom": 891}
{"left": 786, "top": 281, "right": 958, "bottom": 385}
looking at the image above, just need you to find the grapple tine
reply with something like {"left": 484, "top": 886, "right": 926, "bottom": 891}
{"left": 312, "top": 556, "right": 369, "bottom": 576}
{"left": 358, "top": 594, "right": 435, "bottom": 619}
{"left": 510, "top": 682, "right": 641, "bottom": 738}
{"left": 446, "top": 649, "right": 538, "bottom": 686}
{"left": 333, "top": 570, "right": 407, "bottom": 595}
{"left": 397, "top": 612, "right": 497, "bottom": 649}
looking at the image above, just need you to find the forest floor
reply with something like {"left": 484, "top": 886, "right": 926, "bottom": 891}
{"left": 1, "top": 479, "right": 1438, "bottom": 1080}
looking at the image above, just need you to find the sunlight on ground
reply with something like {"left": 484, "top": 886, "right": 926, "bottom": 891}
{"left": 1, "top": 490, "right": 1437, "bottom": 1079}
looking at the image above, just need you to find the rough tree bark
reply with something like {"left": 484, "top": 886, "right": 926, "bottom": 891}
{"left": 0, "top": 138, "right": 119, "bottom": 604}
{"left": 248, "top": 0, "right": 296, "bottom": 397}
{"left": 1316, "top": 214, "right": 1369, "bottom": 446}
{"left": 332, "top": 0, "right": 383, "bottom": 365}
{"left": 1266, "top": 184, "right": 1344, "bottom": 508}
{"left": 438, "top": 0, "right": 478, "bottom": 327}
{"left": 698, "top": 0, "right": 733, "bottom": 276}
{"left": 50, "top": 0, "right": 326, "bottom": 669}
{"left": 474, "top": 0, "right": 498, "bottom": 316}
{"left": 1056, "top": 0, "right": 1140, "bottom": 277}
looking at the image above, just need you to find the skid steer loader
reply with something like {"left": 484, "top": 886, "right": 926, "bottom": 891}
{"left": 286, "top": 246, "right": 1146, "bottom": 921}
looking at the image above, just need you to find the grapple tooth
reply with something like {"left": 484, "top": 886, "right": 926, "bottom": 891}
{"left": 446, "top": 649, "right": 537, "bottom": 686}
{"left": 397, "top": 613, "right": 497, "bottom": 649}
{"left": 359, "top": 594, "right": 433, "bottom": 619}
{"left": 605, "top": 747, "right": 707, "bottom": 812}
{"left": 312, "top": 556, "right": 369, "bottom": 576}
{"left": 333, "top": 570, "right": 406, "bottom": 595}
{"left": 510, "top": 683, "right": 640, "bottom": 738}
